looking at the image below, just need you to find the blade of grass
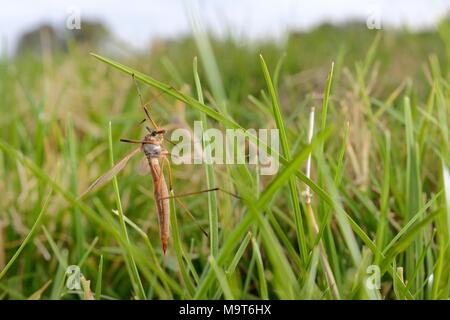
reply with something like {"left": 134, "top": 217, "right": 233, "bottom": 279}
{"left": 95, "top": 255, "right": 103, "bottom": 300}
{"left": 78, "top": 237, "right": 98, "bottom": 268}
{"left": 108, "top": 122, "right": 146, "bottom": 300}
{"left": 375, "top": 132, "right": 391, "bottom": 264}
{"left": 193, "top": 56, "right": 219, "bottom": 257}
{"left": 208, "top": 256, "right": 234, "bottom": 299}
{"left": 381, "top": 210, "right": 440, "bottom": 273}
{"left": 225, "top": 231, "right": 252, "bottom": 276}
{"left": 404, "top": 97, "right": 423, "bottom": 294}
{"left": 66, "top": 115, "right": 84, "bottom": 261}
{"left": 382, "top": 191, "right": 442, "bottom": 255}
{"left": 443, "top": 163, "right": 450, "bottom": 247}
{"left": 169, "top": 190, "right": 196, "bottom": 297}
{"left": 0, "top": 189, "right": 53, "bottom": 281}
{"left": 190, "top": 12, "right": 228, "bottom": 114}
{"left": 302, "top": 248, "right": 320, "bottom": 299}
{"left": 303, "top": 106, "right": 340, "bottom": 299}
{"left": 42, "top": 228, "right": 70, "bottom": 299}
{"left": 42, "top": 226, "right": 68, "bottom": 269}
{"left": 251, "top": 236, "right": 268, "bottom": 300}
{"left": 28, "top": 279, "right": 52, "bottom": 300}
{"left": 267, "top": 210, "right": 303, "bottom": 271}
{"left": 259, "top": 54, "right": 307, "bottom": 264}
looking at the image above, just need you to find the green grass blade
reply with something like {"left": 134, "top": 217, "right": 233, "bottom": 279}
{"left": 381, "top": 211, "right": 440, "bottom": 273}
{"left": 77, "top": 237, "right": 98, "bottom": 268}
{"left": 95, "top": 255, "right": 103, "bottom": 300}
{"left": 404, "top": 97, "right": 423, "bottom": 293}
{"left": 108, "top": 122, "right": 146, "bottom": 300}
{"left": 169, "top": 190, "right": 196, "bottom": 297}
{"left": 0, "top": 190, "right": 52, "bottom": 281}
{"left": 251, "top": 236, "right": 268, "bottom": 300}
{"left": 259, "top": 54, "right": 307, "bottom": 263}
{"left": 42, "top": 226, "right": 68, "bottom": 269}
{"left": 208, "top": 256, "right": 234, "bottom": 299}
{"left": 193, "top": 57, "right": 219, "bottom": 257}
{"left": 320, "top": 62, "right": 334, "bottom": 149}
{"left": 443, "top": 163, "right": 450, "bottom": 248}
{"left": 66, "top": 115, "right": 84, "bottom": 261}
{"left": 226, "top": 231, "right": 252, "bottom": 276}
{"left": 190, "top": 15, "right": 228, "bottom": 113}
{"left": 375, "top": 132, "right": 391, "bottom": 264}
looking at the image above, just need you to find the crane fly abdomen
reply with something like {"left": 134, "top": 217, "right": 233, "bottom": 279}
{"left": 148, "top": 156, "right": 170, "bottom": 254}
{"left": 141, "top": 133, "right": 170, "bottom": 254}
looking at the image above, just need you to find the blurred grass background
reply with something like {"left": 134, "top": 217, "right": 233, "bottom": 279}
{"left": 0, "top": 18, "right": 449, "bottom": 299}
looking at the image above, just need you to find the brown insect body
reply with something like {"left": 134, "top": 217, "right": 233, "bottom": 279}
{"left": 141, "top": 133, "right": 170, "bottom": 254}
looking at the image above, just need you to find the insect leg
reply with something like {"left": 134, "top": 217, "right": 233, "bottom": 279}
{"left": 163, "top": 156, "right": 173, "bottom": 192}
{"left": 120, "top": 138, "right": 153, "bottom": 144}
{"left": 161, "top": 187, "right": 241, "bottom": 200}
{"left": 132, "top": 73, "right": 161, "bottom": 130}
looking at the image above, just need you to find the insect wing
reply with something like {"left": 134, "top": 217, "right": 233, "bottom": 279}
{"left": 79, "top": 147, "right": 141, "bottom": 198}
{"left": 137, "top": 156, "right": 150, "bottom": 176}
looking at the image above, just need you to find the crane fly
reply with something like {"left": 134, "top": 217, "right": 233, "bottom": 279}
{"left": 79, "top": 75, "right": 238, "bottom": 254}
{"left": 79, "top": 105, "right": 173, "bottom": 253}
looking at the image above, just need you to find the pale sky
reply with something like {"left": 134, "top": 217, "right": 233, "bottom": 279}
{"left": 1, "top": 0, "right": 449, "bottom": 55}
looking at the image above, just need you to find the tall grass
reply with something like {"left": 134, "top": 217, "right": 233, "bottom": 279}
{"left": 0, "top": 24, "right": 449, "bottom": 299}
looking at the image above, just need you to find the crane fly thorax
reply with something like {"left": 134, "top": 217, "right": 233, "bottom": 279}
{"left": 141, "top": 134, "right": 162, "bottom": 158}
{"left": 142, "top": 143, "right": 161, "bottom": 158}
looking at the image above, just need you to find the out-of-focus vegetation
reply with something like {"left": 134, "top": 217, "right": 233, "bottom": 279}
{"left": 0, "top": 17, "right": 449, "bottom": 300}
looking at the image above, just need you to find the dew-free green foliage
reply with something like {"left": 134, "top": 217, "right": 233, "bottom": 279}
{"left": 0, "top": 21, "right": 449, "bottom": 300}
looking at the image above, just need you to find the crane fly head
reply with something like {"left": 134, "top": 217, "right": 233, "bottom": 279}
{"left": 145, "top": 125, "right": 165, "bottom": 138}
{"left": 152, "top": 129, "right": 166, "bottom": 136}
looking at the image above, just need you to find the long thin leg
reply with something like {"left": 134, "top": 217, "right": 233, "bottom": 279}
{"left": 153, "top": 158, "right": 165, "bottom": 220}
{"left": 158, "top": 158, "right": 208, "bottom": 238}
{"left": 132, "top": 73, "right": 146, "bottom": 111}
{"left": 132, "top": 73, "right": 174, "bottom": 109}
{"left": 130, "top": 118, "right": 146, "bottom": 131}
{"left": 156, "top": 157, "right": 164, "bottom": 194}
{"left": 132, "top": 73, "right": 160, "bottom": 130}
{"left": 143, "top": 106, "right": 160, "bottom": 131}
{"left": 161, "top": 187, "right": 241, "bottom": 200}
{"left": 163, "top": 156, "right": 173, "bottom": 192}
{"left": 173, "top": 197, "right": 209, "bottom": 238}
{"left": 164, "top": 137, "right": 178, "bottom": 146}
{"left": 120, "top": 138, "right": 153, "bottom": 144}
